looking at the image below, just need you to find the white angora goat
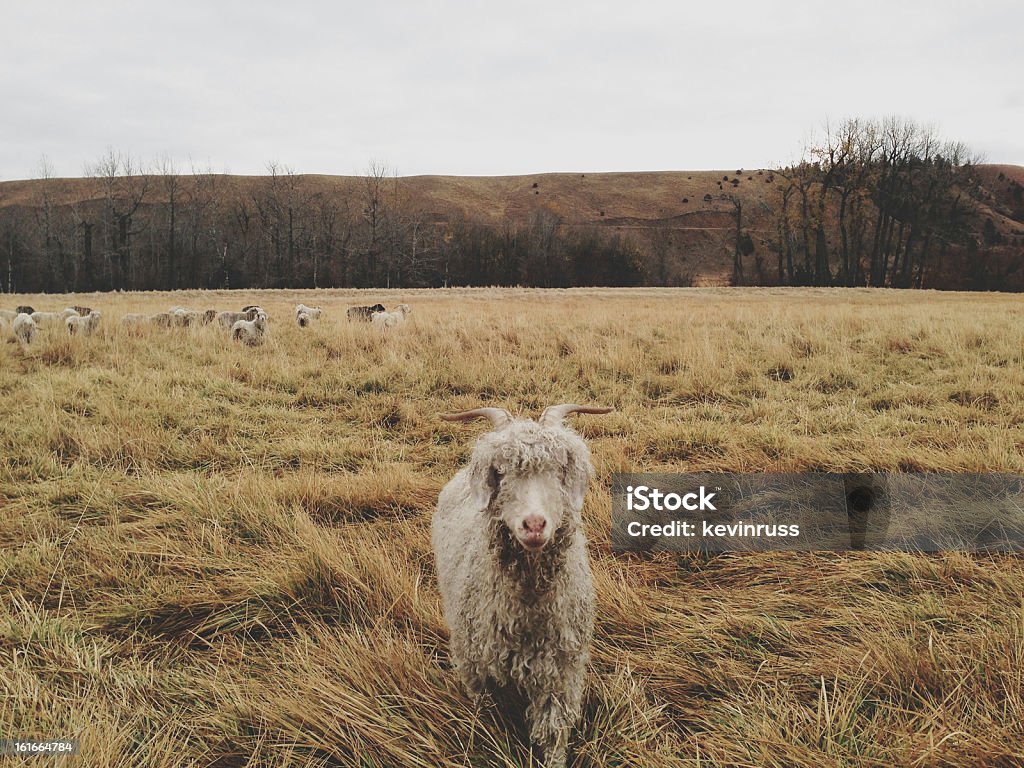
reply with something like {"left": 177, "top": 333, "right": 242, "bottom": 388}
{"left": 231, "top": 312, "right": 267, "bottom": 346}
{"left": 433, "top": 403, "right": 612, "bottom": 768}
{"left": 66, "top": 310, "right": 101, "bottom": 336}
{"left": 371, "top": 303, "right": 411, "bottom": 328}
{"left": 12, "top": 313, "right": 38, "bottom": 345}
{"left": 295, "top": 304, "right": 322, "bottom": 327}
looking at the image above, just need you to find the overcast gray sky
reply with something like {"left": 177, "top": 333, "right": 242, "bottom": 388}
{"left": 1, "top": 0, "right": 1021, "bottom": 181}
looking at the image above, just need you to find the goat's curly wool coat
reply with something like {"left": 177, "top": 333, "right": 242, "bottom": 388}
{"left": 433, "top": 418, "right": 596, "bottom": 768}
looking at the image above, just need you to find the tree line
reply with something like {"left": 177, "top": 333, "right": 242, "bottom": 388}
{"left": 0, "top": 154, "right": 641, "bottom": 294}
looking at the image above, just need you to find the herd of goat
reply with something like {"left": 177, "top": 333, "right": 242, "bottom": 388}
{"left": 0, "top": 301, "right": 413, "bottom": 347}
{"left": 4, "top": 294, "right": 606, "bottom": 767}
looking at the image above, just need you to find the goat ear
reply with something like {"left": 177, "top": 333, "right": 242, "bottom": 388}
{"left": 469, "top": 462, "right": 500, "bottom": 511}
{"left": 564, "top": 455, "right": 591, "bottom": 510}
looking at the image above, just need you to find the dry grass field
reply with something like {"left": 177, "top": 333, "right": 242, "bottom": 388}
{"left": 2, "top": 287, "right": 1023, "bottom": 767}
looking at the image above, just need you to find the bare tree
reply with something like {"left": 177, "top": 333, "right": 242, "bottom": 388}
{"left": 775, "top": 178, "right": 797, "bottom": 284}
{"left": 186, "top": 163, "right": 222, "bottom": 288}
{"left": 722, "top": 193, "right": 744, "bottom": 284}
{"left": 34, "top": 154, "right": 63, "bottom": 290}
{"left": 155, "top": 154, "right": 181, "bottom": 288}
{"left": 360, "top": 160, "right": 394, "bottom": 286}
{"left": 310, "top": 190, "right": 353, "bottom": 288}
{"left": 87, "top": 148, "right": 150, "bottom": 289}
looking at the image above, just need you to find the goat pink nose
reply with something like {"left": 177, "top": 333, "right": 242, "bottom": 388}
{"left": 523, "top": 515, "right": 547, "bottom": 533}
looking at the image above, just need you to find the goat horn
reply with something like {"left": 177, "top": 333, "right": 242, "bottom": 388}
{"left": 540, "top": 404, "right": 614, "bottom": 426}
{"left": 439, "top": 407, "right": 513, "bottom": 427}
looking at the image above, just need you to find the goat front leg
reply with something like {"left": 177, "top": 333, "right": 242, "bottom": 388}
{"left": 524, "top": 679, "right": 583, "bottom": 768}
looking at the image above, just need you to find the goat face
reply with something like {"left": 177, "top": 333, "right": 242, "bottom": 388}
{"left": 472, "top": 422, "right": 593, "bottom": 554}
{"left": 443, "top": 405, "right": 611, "bottom": 555}
{"left": 487, "top": 464, "right": 570, "bottom": 552}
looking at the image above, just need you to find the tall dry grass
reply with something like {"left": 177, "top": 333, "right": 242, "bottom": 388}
{"left": 1, "top": 287, "right": 1023, "bottom": 767}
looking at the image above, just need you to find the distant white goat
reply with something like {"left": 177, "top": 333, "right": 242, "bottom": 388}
{"left": 66, "top": 310, "right": 101, "bottom": 336}
{"left": 218, "top": 307, "right": 262, "bottom": 330}
{"left": 121, "top": 313, "right": 150, "bottom": 327}
{"left": 12, "top": 313, "right": 38, "bottom": 345}
{"left": 30, "top": 309, "right": 76, "bottom": 328}
{"left": 231, "top": 312, "right": 267, "bottom": 346}
{"left": 162, "top": 307, "right": 205, "bottom": 327}
{"left": 433, "top": 403, "right": 612, "bottom": 768}
{"left": 295, "top": 304, "right": 322, "bottom": 327}
{"left": 295, "top": 303, "right": 322, "bottom": 321}
{"left": 371, "top": 303, "right": 411, "bottom": 328}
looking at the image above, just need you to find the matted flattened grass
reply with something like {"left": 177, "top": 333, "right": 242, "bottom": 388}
{"left": 1, "top": 287, "right": 1023, "bottom": 767}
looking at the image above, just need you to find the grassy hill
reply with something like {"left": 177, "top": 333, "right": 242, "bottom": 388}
{"left": 1, "top": 165, "right": 1022, "bottom": 288}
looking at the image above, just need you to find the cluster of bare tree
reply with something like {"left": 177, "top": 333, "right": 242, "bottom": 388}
{"left": 768, "top": 117, "right": 985, "bottom": 288}
{"left": 437, "top": 211, "right": 641, "bottom": 288}
{"left": 0, "top": 155, "right": 641, "bottom": 293}
{"left": 1, "top": 151, "right": 222, "bottom": 293}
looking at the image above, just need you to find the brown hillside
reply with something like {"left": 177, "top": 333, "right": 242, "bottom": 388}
{"left": 0, "top": 169, "right": 777, "bottom": 224}
{"left": 972, "top": 165, "right": 1024, "bottom": 235}
{"left": 1, "top": 166, "right": 1021, "bottom": 287}
{"left": 0, "top": 169, "right": 782, "bottom": 286}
